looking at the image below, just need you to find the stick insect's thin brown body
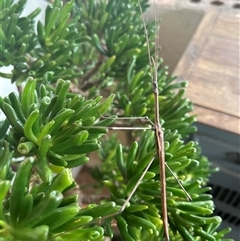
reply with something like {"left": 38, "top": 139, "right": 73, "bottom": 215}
{"left": 137, "top": 1, "right": 170, "bottom": 239}
{"left": 152, "top": 58, "right": 170, "bottom": 241}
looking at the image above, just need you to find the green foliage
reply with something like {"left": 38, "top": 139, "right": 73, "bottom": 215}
{"left": 0, "top": 0, "right": 233, "bottom": 241}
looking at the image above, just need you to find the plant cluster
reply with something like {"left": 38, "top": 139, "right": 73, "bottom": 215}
{"left": 0, "top": 0, "right": 233, "bottom": 240}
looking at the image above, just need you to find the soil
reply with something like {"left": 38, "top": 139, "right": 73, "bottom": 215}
{"left": 75, "top": 165, "right": 110, "bottom": 205}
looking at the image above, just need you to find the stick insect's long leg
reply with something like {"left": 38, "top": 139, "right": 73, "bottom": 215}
{"left": 96, "top": 156, "right": 156, "bottom": 222}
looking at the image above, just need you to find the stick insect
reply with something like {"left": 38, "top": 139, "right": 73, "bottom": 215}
{"left": 84, "top": 1, "right": 192, "bottom": 240}
{"left": 47, "top": 1, "right": 192, "bottom": 240}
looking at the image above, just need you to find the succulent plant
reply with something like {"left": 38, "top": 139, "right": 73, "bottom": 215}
{"left": 0, "top": 0, "right": 233, "bottom": 240}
